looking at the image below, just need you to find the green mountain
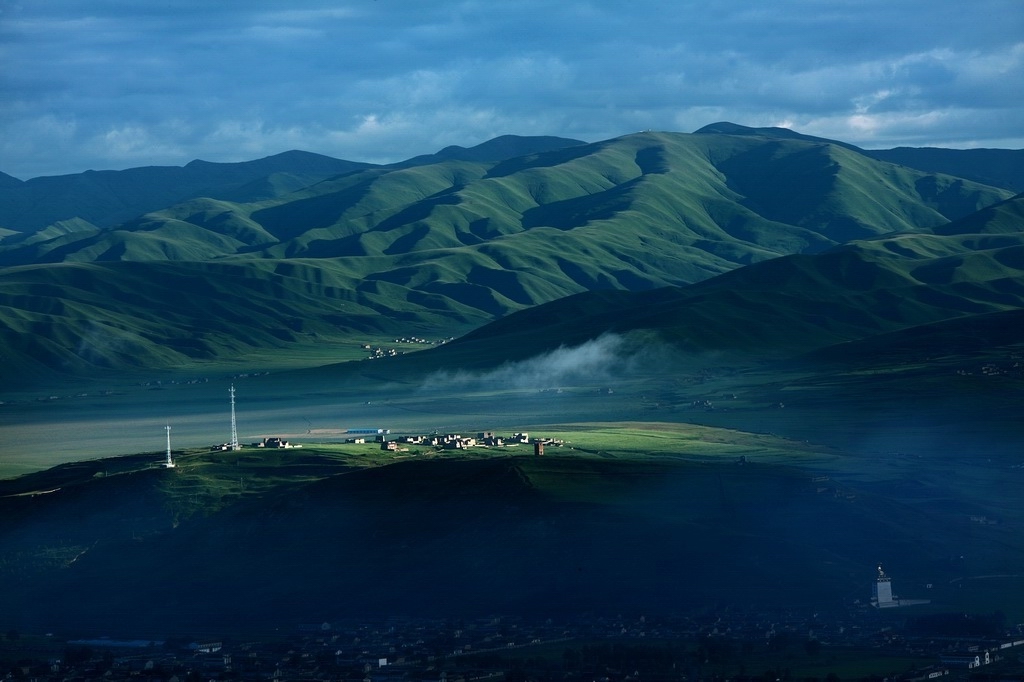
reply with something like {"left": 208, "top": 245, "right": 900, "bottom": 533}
{"left": 0, "top": 128, "right": 1015, "bottom": 384}
{"left": 421, "top": 195, "right": 1024, "bottom": 370}
{"left": 0, "top": 136, "right": 587, "bottom": 236}
{"left": 7, "top": 130, "right": 1007, "bottom": 267}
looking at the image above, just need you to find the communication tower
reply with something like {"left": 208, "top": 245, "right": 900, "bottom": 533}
{"left": 164, "top": 424, "right": 175, "bottom": 468}
{"left": 229, "top": 384, "right": 240, "bottom": 451}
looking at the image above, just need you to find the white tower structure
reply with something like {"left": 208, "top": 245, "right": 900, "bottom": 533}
{"left": 872, "top": 565, "right": 896, "bottom": 607}
{"left": 164, "top": 424, "right": 175, "bottom": 468}
{"left": 229, "top": 384, "right": 240, "bottom": 451}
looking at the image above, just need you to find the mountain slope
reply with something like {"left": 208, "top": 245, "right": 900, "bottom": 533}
{"left": 11, "top": 131, "right": 1007, "bottom": 267}
{"left": 3, "top": 198, "right": 1018, "bottom": 386}
{"left": 421, "top": 198, "right": 1024, "bottom": 369}
{"left": 0, "top": 137, "right": 589, "bottom": 236}
{"left": 0, "top": 129, "right": 1017, "bottom": 384}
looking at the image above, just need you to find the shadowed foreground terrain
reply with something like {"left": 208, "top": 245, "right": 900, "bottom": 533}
{"left": 2, "top": 423, "right": 1022, "bottom": 637}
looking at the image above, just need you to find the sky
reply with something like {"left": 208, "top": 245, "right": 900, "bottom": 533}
{"left": 1, "top": 1, "right": 1022, "bottom": 179}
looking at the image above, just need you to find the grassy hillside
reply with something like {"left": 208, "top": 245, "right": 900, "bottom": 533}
{"left": 0, "top": 258, "right": 498, "bottom": 386}
{"left": 2, "top": 217, "right": 1021, "bottom": 387}
{"left": 0, "top": 129, "right": 1015, "bottom": 384}
{"left": 418, "top": 210, "right": 1024, "bottom": 371}
{"left": 0, "top": 136, "right": 586, "bottom": 236}
{"left": 10, "top": 131, "right": 1007, "bottom": 267}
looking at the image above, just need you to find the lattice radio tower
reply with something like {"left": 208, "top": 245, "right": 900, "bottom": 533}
{"left": 164, "top": 424, "right": 175, "bottom": 468}
{"left": 229, "top": 384, "right": 240, "bottom": 451}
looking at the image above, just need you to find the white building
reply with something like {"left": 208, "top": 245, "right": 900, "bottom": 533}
{"left": 872, "top": 565, "right": 896, "bottom": 607}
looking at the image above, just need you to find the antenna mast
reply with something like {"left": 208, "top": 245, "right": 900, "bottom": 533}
{"left": 229, "top": 384, "right": 240, "bottom": 451}
{"left": 164, "top": 424, "right": 175, "bottom": 468}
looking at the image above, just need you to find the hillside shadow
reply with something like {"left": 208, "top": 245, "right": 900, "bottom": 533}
{"left": 251, "top": 177, "right": 376, "bottom": 241}
{"left": 485, "top": 141, "right": 609, "bottom": 179}
{"left": 521, "top": 178, "right": 641, "bottom": 230}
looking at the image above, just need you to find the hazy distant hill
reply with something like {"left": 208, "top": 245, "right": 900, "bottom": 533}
{"left": 932, "top": 189, "right": 1024, "bottom": 234}
{"left": 694, "top": 121, "right": 864, "bottom": 151}
{"left": 0, "top": 150, "right": 373, "bottom": 233}
{"left": 695, "top": 121, "right": 1024, "bottom": 193}
{"left": 394, "top": 133, "right": 587, "bottom": 166}
{"left": 865, "top": 147, "right": 1024, "bottom": 193}
{"left": 0, "top": 171, "right": 22, "bottom": 190}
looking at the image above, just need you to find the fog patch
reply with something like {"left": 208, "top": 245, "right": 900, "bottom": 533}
{"left": 75, "top": 320, "right": 133, "bottom": 367}
{"left": 422, "top": 333, "right": 652, "bottom": 393}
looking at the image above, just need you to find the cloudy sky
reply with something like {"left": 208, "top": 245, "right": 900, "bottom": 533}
{"left": 1, "top": 1, "right": 1022, "bottom": 179}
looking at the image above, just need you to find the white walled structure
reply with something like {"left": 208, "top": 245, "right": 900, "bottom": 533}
{"left": 872, "top": 565, "right": 896, "bottom": 608}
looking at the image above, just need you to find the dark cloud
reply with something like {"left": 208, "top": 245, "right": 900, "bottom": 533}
{"left": 1, "top": 0, "right": 1021, "bottom": 178}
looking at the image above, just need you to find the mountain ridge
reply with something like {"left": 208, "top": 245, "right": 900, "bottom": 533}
{"left": 0, "top": 126, "right": 1021, "bottom": 386}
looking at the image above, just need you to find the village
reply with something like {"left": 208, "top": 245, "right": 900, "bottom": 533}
{"left": 213, "top": 431, "right": 568, "bottom": 456}
{"left": 376, "top": 431, "right": 565, "bottom": 456}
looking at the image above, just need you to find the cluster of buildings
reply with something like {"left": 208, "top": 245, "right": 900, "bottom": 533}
{"left": 378, "top": 431, "right": 565, "bottom": 456}
{"left": 362, "top": 337, "right": 454, "bottom": 360}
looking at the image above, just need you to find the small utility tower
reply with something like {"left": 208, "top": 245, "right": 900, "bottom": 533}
{"left": 229, "top": 384, "right": 240, "bottom": 451}
{"left": 164, "top": 424, "right": 175, "bottom": 468}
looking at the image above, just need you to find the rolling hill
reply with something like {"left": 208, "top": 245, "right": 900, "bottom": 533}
{"left": 4, "top": 130, "right": 1008, "bottom": 267}
{"left": 416, "top": 195, "right": 1024, "bottom": 371}
{"left": 0, "top": 135, "right": 587, "bottom": 236}
{"left": 0, "top": 127, "right": 1017, "bottom": 385}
